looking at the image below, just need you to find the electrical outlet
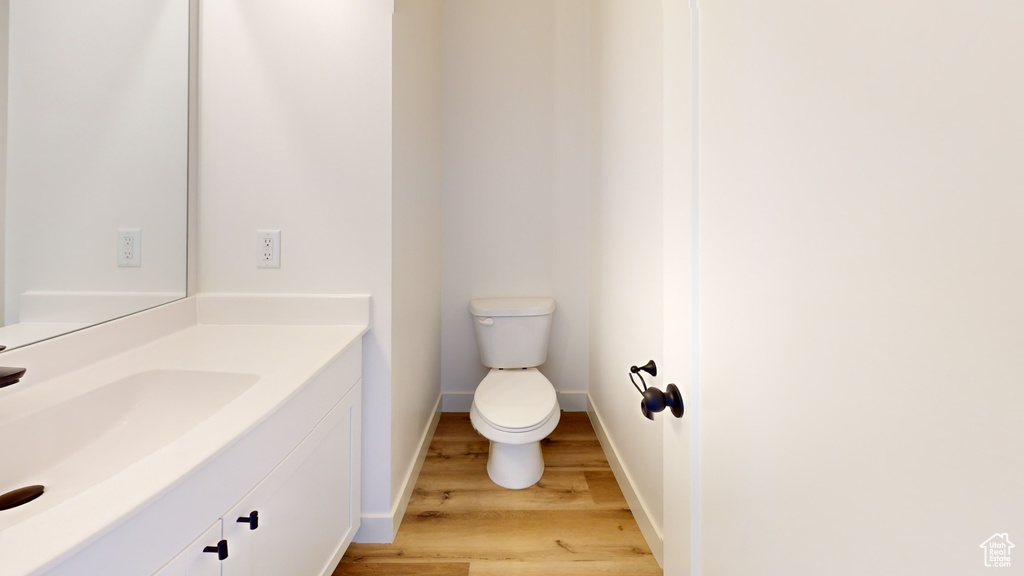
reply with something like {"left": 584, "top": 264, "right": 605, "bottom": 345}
{"left": 257, "top": 230, "right": 281, "bottom": 268}
{"left": 117, "top": 228, "right": 141, "bottom": 267}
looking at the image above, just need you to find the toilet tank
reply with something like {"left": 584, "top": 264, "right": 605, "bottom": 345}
{"left": 470, "top": 297, "right": 555, "bottom": 369}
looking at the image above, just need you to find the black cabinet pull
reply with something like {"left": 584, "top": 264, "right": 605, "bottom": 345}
{"left": 203, "top": 539, "right": 228, "bottom": 561}
{"left": 237, "top": 510, "right": 259, "bottom": 530}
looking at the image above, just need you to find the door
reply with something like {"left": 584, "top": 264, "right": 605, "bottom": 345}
{"left": 153, "top": 520, "right": 223, "bottom": 576}
{"left": 697, "top": 1, "right": 1024, "bottom": 574}
{"left": 222, "top": 385, "right": 361, "bottom": 576}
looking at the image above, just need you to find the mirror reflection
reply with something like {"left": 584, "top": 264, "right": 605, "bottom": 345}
{"left": 1, "top": 0, "right": 189, "bottom": 351}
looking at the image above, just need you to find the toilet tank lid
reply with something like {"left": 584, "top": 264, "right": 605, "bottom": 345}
{"left": 470, "top": 297, "right": 555, "bottom": 317}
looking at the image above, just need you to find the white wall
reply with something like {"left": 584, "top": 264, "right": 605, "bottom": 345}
{"left": 551, "top": 0, "right": 592, "bottom": 401}
{"left": 440, "top": 0, "right": 590, "bottom": 401}
{"left": 588, "top": 0, "right": 665, "bottom": 549}
{"left": 391, "top": 0, "right": 443, "bottom": 514}
{"left": 699, "top": 2, "right": 1024, "bottom": 573}
{"left": 198, "top": 0, "right": 395, "bottom": 528}
{"left": 4, "top": 0, "right": 188, "bottom": 325}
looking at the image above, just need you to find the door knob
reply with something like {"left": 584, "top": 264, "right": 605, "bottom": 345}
{"left": 640, "top": 384, "right": 684, "bottom": 420}
{"left": 629, "top": 360, "right": 684, "bottom": 420}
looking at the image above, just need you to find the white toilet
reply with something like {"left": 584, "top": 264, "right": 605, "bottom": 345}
{"left": 469, "top": 297, "right": 560, "bottom": 490}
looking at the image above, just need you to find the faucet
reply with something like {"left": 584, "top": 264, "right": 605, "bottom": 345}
{"left": 0, "top": 366, "right": 27, "bottom": 389}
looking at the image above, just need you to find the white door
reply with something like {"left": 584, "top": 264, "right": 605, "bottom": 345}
{"left": 153, "top": 520, "right": 223, "bottom": 576}
{"left": 697, "top": 1, "right": 1024, "bottom": 574}
{"left": 222, "top": 386, "right": 360, "bottom": 576}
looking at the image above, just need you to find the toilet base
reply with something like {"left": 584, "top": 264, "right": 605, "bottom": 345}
{"left": 486, "top": 440, "right": 544, "bottom": 490}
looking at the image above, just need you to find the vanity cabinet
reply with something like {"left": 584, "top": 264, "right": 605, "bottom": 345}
{"left": 37, "top": 338, "right": 366, "bottom": 576}
{"left": 220, "top": 384, "right": 360, "bottom": 576}
{"left": 153, "top": 383, "right": 361, "bottom": 576}
{"left": 5, "top": 297, "right": 369, "bottom": 576}
{"left": 152, "top": 521, "right": 223, "bottom": 576}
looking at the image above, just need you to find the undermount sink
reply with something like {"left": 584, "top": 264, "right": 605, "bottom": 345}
{"left": 0, "top": 370, "right": 258, "bottom": 528}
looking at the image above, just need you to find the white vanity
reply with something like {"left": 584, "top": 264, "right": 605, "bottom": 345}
{"left": 0, "top": 295, "right": 367, "bottom": 576}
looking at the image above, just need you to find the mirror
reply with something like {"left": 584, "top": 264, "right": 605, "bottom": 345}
{"left": 0, "top": 0, "right": 189, "bottom": 351}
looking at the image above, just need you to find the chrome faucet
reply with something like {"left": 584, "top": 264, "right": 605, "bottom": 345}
{"left": 0, "top": 366, "right": 27, "bottom": 389}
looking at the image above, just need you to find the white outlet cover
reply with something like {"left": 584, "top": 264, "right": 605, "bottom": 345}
{"left": 257, "top": 230, "right": 281, "bottom": 268}
{"left": 117, "top": 228, "right": 141, "bottom": 267}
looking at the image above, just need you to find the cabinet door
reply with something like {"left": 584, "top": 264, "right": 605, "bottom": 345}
{"left": 152, "top": 552, "right": 187, "bottom": 576}
{"left": 153, "top": 520, "right": 223, "bottom": 576}
{"left": 223, "top": 384, "right": 361, "bottom": 576}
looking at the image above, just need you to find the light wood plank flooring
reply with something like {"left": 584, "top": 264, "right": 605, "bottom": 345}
{"left": 335, "top": 412, "right": 662, "bottom": 575}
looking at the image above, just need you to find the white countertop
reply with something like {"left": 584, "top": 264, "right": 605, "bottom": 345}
{"left": 0, "top": 295, "right": 369, "bottom": 576}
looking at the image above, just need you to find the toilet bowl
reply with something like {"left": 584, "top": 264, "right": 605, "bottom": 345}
{"left": 469, "top": 297, "right": 559, "bottom": 490}
{"left": 470, "top": 368, "right": 560, "bottom": 489}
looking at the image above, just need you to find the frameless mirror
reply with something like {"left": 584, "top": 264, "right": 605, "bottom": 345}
{"left": 0, "top": 0, "right": 189, "bottom": 351}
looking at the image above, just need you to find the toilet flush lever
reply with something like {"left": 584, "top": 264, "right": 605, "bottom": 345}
{"left": 478, "top": 317, "right": 494, "bottom": 326}
{"left": 629, "top": 360, "right": 684, "bottom": 421}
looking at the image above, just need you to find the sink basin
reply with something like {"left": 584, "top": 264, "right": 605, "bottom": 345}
{"left": 0, "top": 369, "right": 258, "bottom": 529}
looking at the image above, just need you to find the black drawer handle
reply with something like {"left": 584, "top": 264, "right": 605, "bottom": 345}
{"left": 203, "top": 539, "right": 228, "bottom": 561}
{"left": 237, "top": 510, "right": 259, "bottom": 530}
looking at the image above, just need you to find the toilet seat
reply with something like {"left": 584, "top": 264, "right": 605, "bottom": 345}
{"left": 473, "top": 368, "right": 557, "bottom": 432}
{"left": 476, "top": 401, "right": 560, "bottom": 435}
{"left": 469, "top": 366, "right": 561, "bottom": 489}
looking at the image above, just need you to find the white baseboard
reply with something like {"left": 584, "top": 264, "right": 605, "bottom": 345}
{"left": 354, "top": 394, "right": 442, "bottom": 543}
{"left": 392, "top": 396, "right": 442, "bottom": 536}
{"left": 587, "top": 395, "right": 664, "bottom": 567}
{"left": 441, "top": 391, "right": 474, "bottom": 412}
{"left": 441, "top": 390, "right": 588, "bottom": 413}
{"left": 557, "top": 391, "right": 588, "bottom": 412}
{"left": 352, "top": 513, "right": 393, "bottom": 543}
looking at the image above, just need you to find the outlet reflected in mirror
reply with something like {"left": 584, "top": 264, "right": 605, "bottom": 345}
{"left": 0, "top": 0, "right": 190, "bottom": 351}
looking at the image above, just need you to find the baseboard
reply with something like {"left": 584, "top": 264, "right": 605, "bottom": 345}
{"left": 441, "top": 390, "right": 588, "bottom": 413}
{"left": 557, "top": 391, "right": 588, "bottom": 412}
{"left": 392, "top": 396, "right": 442, "bottom": 536}
{"left": 354, "top": 394, "right": 442, "bottom": 543}
{"left": 352, "top": 513, "right": 393, "bottom": 543}
{"left": 441, "top": 391, "right": 474, "bottom": 412}
{"left": 587, "top": 395, "right": 664, "bottom": 567}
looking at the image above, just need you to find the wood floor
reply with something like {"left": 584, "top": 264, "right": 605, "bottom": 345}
{"left": 334, "top": 412, "right": 661, "bottom": 576}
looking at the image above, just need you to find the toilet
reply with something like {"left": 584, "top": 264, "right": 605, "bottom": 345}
{"left": 469, "top": 297, "right": 560, "bottom": 490}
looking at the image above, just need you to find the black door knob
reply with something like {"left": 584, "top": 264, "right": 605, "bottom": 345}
{"left": 640, "top": 383, "right": 684, "bottom": 420}
{"left": 629, "top": 360, "right": 684, "bottom": 420}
